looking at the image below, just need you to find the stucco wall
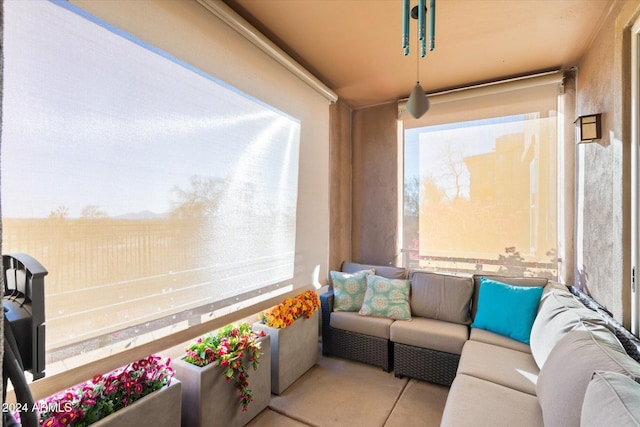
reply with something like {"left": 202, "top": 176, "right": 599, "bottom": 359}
{"left": 329, "top": 100, "right": 352, "bottom": 273}
{"left": 351, "top": 102, "right": 399, "bottom": 265}
{"left": 576, "top": 0, "right": 640, "bottom": 326}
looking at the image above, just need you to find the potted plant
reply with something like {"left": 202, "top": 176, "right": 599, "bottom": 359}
{"left": 13, "top": 355, "right": 180, "bottom": 427}
{"left": 253, "top": 290, "right": 320, "bottom": 394}
{"left": 173, "top": 322, "right": 270, "bottom": 427}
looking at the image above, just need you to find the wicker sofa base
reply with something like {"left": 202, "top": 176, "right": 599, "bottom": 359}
{"left": 320, "top": 289, "right": 393, "bottom": 372}
{"left": 326, "top": 327, "right": 393, "bottom": 372}
{"left": 393, "top": 342, "right": 460, "bottom": 386}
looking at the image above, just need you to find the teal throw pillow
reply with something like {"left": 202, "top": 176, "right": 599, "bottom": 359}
{"left": 331, "top": 269, "right": 374, "bottom": 311}
{"left": 359, "top": 274, "right": 411, "bottom": 320}
{"left": 471, "top": 277, "right": 543, "bottom": 344}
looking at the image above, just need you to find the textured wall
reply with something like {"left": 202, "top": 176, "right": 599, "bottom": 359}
{"left": 576, "top": 0, "right": 640, "bottom": 326}
{"left": 559, "top": 72, "right": 577, "bottom": 285}
{"left": 351, "top": 102, "right": 399, "bottom": 265}
{"left": 329, "top": 100, "right": 352, "bottom": 273}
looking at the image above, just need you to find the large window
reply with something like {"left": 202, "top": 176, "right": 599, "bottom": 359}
{"left": 2, "top": 0, "right": 329, "bottom": 376}
{"left": 402, "top": 75, "right": 561, "bottom": 278}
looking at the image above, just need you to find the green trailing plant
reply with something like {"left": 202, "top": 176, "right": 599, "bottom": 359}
{"left": 184, "top": 322, "right": 265, "bottom": 411}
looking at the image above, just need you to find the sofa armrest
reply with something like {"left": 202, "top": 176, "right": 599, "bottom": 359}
{"left": 320, "top": 290, "right": 334, "bottom": 355}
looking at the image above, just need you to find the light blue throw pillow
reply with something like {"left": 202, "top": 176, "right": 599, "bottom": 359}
{"left": 359, "top": 274, "right": 411, "bottom": 320}
{"left": 471, "top": 277, "right": 544, "bottom": 344}
{"left": 330, "top": 269, "right": 374, "bottom": 311}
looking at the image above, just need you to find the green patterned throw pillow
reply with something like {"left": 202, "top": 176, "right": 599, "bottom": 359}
{"left": 330, "top": 269, "right": 374, "bottom": 311}
{"left": 359, "top": 274, "right": 411, "bottom": 320}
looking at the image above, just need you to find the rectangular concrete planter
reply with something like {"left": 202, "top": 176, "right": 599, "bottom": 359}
{"left": 92, "top": 379, "right": 181, "bottom": 427}
{"left": 253, "top": 311, "right": 319, "bottom": 394}
{"left": 173, "top": 335, "right": 271, "bottom": 427}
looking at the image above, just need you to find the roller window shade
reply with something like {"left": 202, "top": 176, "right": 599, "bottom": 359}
{"left": 2, "top": 0, "right": 329, "bottom": 373}
{"left": 401, "top": 73, "right": 561, "bottom": 278}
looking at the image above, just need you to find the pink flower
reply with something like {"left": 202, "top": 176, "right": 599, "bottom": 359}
{"left": 29, "top": 355, "right": 173, "bottom": 426}
{"left": 57, "top": 413, "right": 73, "bottom": 426}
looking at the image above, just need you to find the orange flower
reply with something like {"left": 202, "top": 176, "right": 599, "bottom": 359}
{"left": 259, "top": 290, "right": 320, "bottom": 329}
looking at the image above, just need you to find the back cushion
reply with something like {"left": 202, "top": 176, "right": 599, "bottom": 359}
{"left": 409, "top": 271, "right": 474, "bottom": 325}
{"left": 530, "top": 282, "right": 607, "bottom": 369}
{"left": 341, "top": 261, "right": 406, "bottom": 280}
{"left": 580, "top": 371, "right": 640, "bottom": 427}
{"left": 536, "top": 326, "right": 640, "bottom": 427}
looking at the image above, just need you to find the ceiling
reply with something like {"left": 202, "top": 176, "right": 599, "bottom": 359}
{"left": 223, "top": 0, "right": 615, "bottom": 109}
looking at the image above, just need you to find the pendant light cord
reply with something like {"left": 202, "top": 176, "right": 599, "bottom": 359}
{"left": 416, "top": 23, "right": 421, "bottom": 84}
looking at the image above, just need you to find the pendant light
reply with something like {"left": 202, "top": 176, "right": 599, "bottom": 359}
{"left": 406, "top": 83, "right": 430, "bottom": 119}
{"left": 403, "top": 0, "right": 435, "bottom": 119}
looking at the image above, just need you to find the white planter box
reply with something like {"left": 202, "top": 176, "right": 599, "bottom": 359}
{"left": 173, "top": 335, "right": 270, "bottom": 427}
{"left": 92, "top": 379, "right": 181, "bottom": 427}
{"left": 254, "top": 311, "right": 319, "bottom": 394}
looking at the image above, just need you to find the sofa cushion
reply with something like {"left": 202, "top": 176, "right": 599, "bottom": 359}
{"left": 441, "top": 373, "right": 543, "bottom": 427}
{"left": 530, "top": 282, "right": 607, "bottom": 369}
{"left": 341, "top": 261, "right": 406, "bottom": 279}
{"left": 536, "top": 326, "right": 640, "bottom": 427}
{"left": 471, "top": 277, "right": 544, "bottom": 344}
{"left": 359, "top": 274, "right": 411, "bottom": 320}
{"left": 457, "top": 340, "right": 539, "bottom": 395}
{"left": 330, "top": 269, "right": 374, "bottom": 312}
{"left": 329, "top": 311, "right": 393, "bottom": 339}
{"left": 580, "top": 371, "right": 640, "bottom": 427}
{"left": 409, "top": 270, "right": 474, "bottom": 325}
{"left": 390, "top": 317, "right": 468, "bottom": 355}
{"left": 469, "top": 328, "right": 531, "bottom": 353}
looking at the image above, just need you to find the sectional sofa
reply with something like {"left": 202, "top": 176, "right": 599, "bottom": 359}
{"left": 320, "top": 262, "right": 640, "bottom": 426}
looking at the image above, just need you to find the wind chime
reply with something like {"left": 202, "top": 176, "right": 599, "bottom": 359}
{"left": 403, "top": 0, "right": 436, "bottom": 118}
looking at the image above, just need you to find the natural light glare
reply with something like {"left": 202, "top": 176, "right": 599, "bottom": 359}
{"left": 2, "top": 0, "right": 301, "bottom": 360}
{"left": 404, "top": 114, "right": 557, "bottom": 278}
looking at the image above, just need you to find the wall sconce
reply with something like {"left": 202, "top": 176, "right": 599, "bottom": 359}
{"left": 575, "top": 114, "right": 602, "bottom": 144}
